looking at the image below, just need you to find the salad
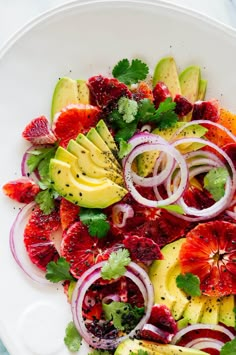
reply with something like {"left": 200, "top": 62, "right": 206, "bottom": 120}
{"left": 3, "top": 56, "right": 236, "bottom": 355}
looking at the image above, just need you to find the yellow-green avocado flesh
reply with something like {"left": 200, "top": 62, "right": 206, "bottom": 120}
{"left": 49, "top": 159, "right": 127, "bottom": 208}
{"left": 114, "top": 339, "right": 208, "bottom": 355}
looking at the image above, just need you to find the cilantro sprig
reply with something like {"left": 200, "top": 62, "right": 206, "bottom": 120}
{"left": 27, "top": 145, "right": 58, "bottom": 214}
{"left": 103, "top": 301, "right": 144, "bottom": 332}
{"left": 101, "top": 249, "right": 131, "bottom": 280}
{"left": 46, "top": 257, "right": 75, "bottom": 283}
{"left": 109, "top": 97, "right": 178, "bottom": 143}
{"left": 79, "top": 208, "right": 110, "bottom": 238}
{"left": 64, "top": 322, "right": 82, "bottom": 352}
{"left": 112, "top": 58, "right": 149, "bottom": 85}
{"left": 204, "top": 167, "right": 229, "bottom": 201}
{"left": 176, "top": 273, "right": 201, "bottom": 297}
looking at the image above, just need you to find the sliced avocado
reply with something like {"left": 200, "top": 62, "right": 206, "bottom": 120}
{"left": 219, "top": 294, "right": 235, "bottom": 327}
{"left": 179, "top": 66, "right": 201, "bottom": 103}
{"left": 200, "top": 297, "right": 220, "bottom": 324}
{"left": 96, "top": 119, "right": 119, "bottom": 154}
{"left": 51, "top": 77, "right": 79, "bottom": 120}
{"left": 76, "top": 133, "right": 121, "bottom": 174}
{"left": 86, "top": 127, "right": 120, "bottom": 168}
{"left": 77, "top": 79, "right": 90, "bottom": 104}
{"left": 153, "top": 56, "right": 181, "bottom": 98}
{"left": 168, "top": 264, "right": 190, "bottom": 320}
{"left": 55, "top": 146, "right": 106, "bottom": 186}
{"left": 51, "top": 77, "right": 90, "bottom": 120}
{"left": 49, "top": 159, "right": 127, "bottom": 208}
{"left": 197, "top": 79, "right": 207, "bottom": 101}
{"left": 149, "top": 239, "right": 186, "bottom": 312}
{"left": 114, "top": 339, "right": 209, "bottom": 355}
{"left": 67, "top": 140, "right": 124, "bottom": 186}
{"left": 183, "top": 295, "right": 208, "bottom": 324}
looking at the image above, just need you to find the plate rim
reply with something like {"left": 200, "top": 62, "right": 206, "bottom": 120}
{"left": 1, "top": 0, "right": 236, "bottom": 60}
{"left": 1, "top": 0, "right": 236, "bottom": 353}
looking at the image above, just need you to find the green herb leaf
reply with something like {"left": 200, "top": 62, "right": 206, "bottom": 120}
{"left": 115, "top": 122, "right": 137, "bottom": 142}
{"left": 118, "top": 139, "right": 132, "bottom": 159}
{"left": 64, "top": 321, "right": 82, "bottom": 352}
{"left": 27, "top": 146, "right": 57, "bottom": 177}
{"left": 159, "top": 204, "right": 185, "bottom": 214}
{"left": 118, "top": 97, "right": 138, "bottom": 123}
{"left": 34, "top": 188, "right": 57, "bottom": 215}
{"left": 220, "top": 338, "right": 236, "bottom": 355}
{"left": 101, "top": 249, "right": 131, "bottom": 280}
{"left": 137, "top": 98, "right": 178, "bottom": 129}
{"left": 79, "top": 208, "right": 110, "bottom": 238}
{"left": 204, "top": 167, "right": 229, "bottom": 201}
{"left": 112, "top": 58, "right": 149, "bottom": 85}
{"left": 89, "top": 350, "right": 111, "bottom": 355}
{"left": 103, "top": 301, "right": 144, "bottom": 332}
{"left": 46, "top": 257, "right": 75, "bottom": 283}
{"left": 130, "top": 351, "right": 149, "bottom": 355}
{"left": 176, "top": 273, "right": 201, "bottom": 296}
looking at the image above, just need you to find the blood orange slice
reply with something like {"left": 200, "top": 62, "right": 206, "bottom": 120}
{"left": 3, "top": 177, "right": 40, "bottom": 203}
{"left": 59, "top": 198, "right": 80, "bottom": 231}
{"left": 24, "top": 205, "right": 60, "bottom": 270}
{"left": 52, "top": 104, "right": 100, "bottom": 148}
{"left": 22, "top": 115, "right": 57, "bottom": 145}
{"left": 179, "top": 221, "right": 236, "bottom": 297}
{"left": 61, "top": 221, "right": 119, "bottom": 278}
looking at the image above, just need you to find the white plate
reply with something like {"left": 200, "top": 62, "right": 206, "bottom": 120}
{"left": 0, "top": 1, "right": 236, "bottom": 354}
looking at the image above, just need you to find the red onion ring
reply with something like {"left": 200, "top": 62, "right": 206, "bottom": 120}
{"left": 21, "top": 146, "right": 42, "bottom": 183}
{"left": 71, "top": 261, "right": 154, "bottom": 349}
{"left": 185, "top": 337, "right": 224, "bottom": 351}
{"left": 112, "top": 203, "right": 134, "bottom": 228}
{"left": 9, "top": 202, "right": 52, "bottom": 285}
{"left": 171, "top": 323, "right": 235, "bottom": 345}
{"left": 124, "top": 142, "right": 188, "bottom": 207}
{"left": 170, "top": 119, "right": 236, "bottom": 144}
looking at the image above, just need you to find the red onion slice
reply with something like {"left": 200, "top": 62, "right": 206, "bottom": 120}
{"left": 9, "top": 202, "right": 52, "bottom": 285}
{"left": 71, "top": 261, "right": 154, "bottom": 350}
{"left": 112, "top": 203, "right": 134, "bottom": 228}
{"left": 124, "top": 142, "right": 188, "bottom": 207}
{"left": 21, "top": 146, "right": 41, "bottom": 183}
{"left": 185, "top": 337, "right": 224, "bottom": 351}
{"left": 171, "top": 323, "right": 235, "bottom": 345}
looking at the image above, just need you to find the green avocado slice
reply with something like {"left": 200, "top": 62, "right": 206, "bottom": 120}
{"left": 51, "top": 77, "right": 90, "bottom": 120}
{"left": 49, "top": 159, "right": 127, "bottom": 208}
{"left": 197, "top": 79, "right": 208, "bottom": 100}
{"left": 153, "top": 56, "right": 181, "bottom": 98}
{"left": 179, "top": 65, "right": 201, "bottom": 103}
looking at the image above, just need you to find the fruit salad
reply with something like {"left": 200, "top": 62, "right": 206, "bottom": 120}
{"left": 3, "top": 56, "right": 236, "bottom": 355}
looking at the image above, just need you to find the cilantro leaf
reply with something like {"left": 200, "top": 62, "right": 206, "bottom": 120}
{"left": 118, "top": 97, "right": 138, "bottom": 123}
{"left": 118, "top": 139, "right": 132, "bottom": 159}
{"left": 46, "top": 257, "right": 75, "bottom": 283}
{"left": 112, "top": 58, "right": 149, "bottom": 85}
{"left": 137, "top": 98, "right": 178, "bottom": 129}
{"left": 101, "top": 249, "right": 131, "bottom": 280}
{"left": 103, "top": 301, "right": 144, "bottom": 331}
{"left": 115, "top": 121, "right": 137, "bottom": 142}
{"left": 27, "top": 146, "right": 57, "bottom": 177}
{"left": 130, "top": 351, "right": 149, "bottom": 355}
{"left": 89, "top": 350, "right": 111, "bottom": 355}
{"left": 79, "top": 208, "right": 110, "bottom": 238}
{"left": 34, "top": 187, "right": 57, "bottom": 215}
{"left": 176, "top": 273, "right": 201, "bottom": 297}
{"left": 204, "top": 167, "right": 229, "bottom": 201}
{"left": 64, "top": 321, "right": 82, "bottom": 352}
{"left": 220, "top": 338, "right": 236, "bottom": 355}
